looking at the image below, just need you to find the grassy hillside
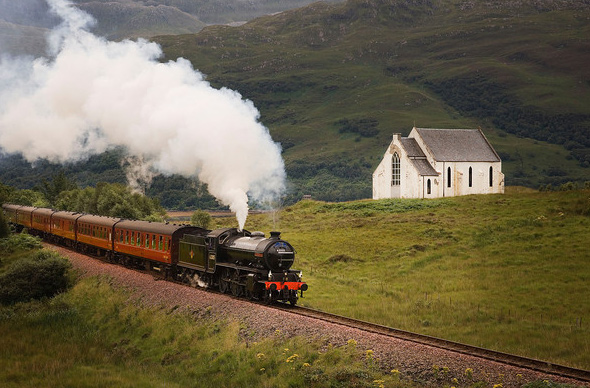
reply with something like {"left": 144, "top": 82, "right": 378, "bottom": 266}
{"left": 155, "top": 0, "right": 590, "bottom": 201}
{"left": 213, "top": 188, "right": 590, "bottom": 369}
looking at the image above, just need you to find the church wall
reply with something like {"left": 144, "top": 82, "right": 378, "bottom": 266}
{"left": 436, "top": 161, "right": 504, "bottom": 197}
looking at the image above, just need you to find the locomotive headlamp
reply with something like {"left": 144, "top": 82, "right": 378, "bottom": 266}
{"left": 299, "top": 271, "right": 303, "bottom": 280}
{"left": 268, "top": 271, "right": 272, "bottom": 281}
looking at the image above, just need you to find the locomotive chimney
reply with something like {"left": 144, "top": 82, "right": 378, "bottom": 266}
{"left": 270, "top": 231, "right": 281, "bottom": 239}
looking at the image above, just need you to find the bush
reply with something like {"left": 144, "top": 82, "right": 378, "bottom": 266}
{"left": 190, "top": 210, "right": 211, "bottom": 229}
{"left": 0, "top": 250, "right": 73, "bottom": 305}
{"left": 0, "top": 233, "right": 43, "bottom": 254}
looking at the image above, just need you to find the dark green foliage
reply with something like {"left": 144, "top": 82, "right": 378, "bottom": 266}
{"left": 0, "top": 250, "right": 73, "bottom": 305}
{"left": 0, "top": 182, "right": 15, "bottom": 204}
{"left": 426, "top": 75, "right": 590, "bottom": 165}
{"left": 336, "top": 117, "right": 380, "bottom": 138}
{"left": 55, "top": 182, "right": 165, "bottom": 220}
{"left": 0, "top": 233, "right": 43, "bottom": 255}
{"left": 190, "top": 209, "right": 211, "bottom": 229}
{"left": 146, "top": 175, "right": 223, "bottom": 210}
{"left": 37, "top": 171, "right": 78, "bottom": 207}
{"left": 0, "top": 210, "right": 9, "bottom": 239}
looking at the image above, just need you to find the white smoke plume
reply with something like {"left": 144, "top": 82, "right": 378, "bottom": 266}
{"left": 120, "top": 155, "right": 157, "bottom": 195}
{"left": 0, "top": 0, "right": 286, "bottom": 230}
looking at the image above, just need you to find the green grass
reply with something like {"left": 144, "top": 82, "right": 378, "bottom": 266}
{"left": 2, "top": 189, "right": 589, "bottom": 385}
{"left": 215, "top": 188, "right": 590, "bottom": 369}
{"left": 0, "top": 276, "right": 407, "bottom": 388}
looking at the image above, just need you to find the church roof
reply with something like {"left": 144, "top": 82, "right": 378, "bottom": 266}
{"left": 400, "top": 138, "right": 438, "bottom": 176}
{"left": 400, "top": 138, "right": 426, "bottom": 158}
{"left": 411, "top": 159, "right": 439, "bottom": 176}
{"left": 414, "top": 128, "right": 501, "bottom": 162}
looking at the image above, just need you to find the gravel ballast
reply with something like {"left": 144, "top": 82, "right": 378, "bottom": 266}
{"left": 48, "top": 244, "right": 587, "bottom": 388}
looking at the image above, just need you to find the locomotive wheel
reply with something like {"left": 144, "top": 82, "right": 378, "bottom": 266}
{"left": 218, "top": 269, "right": 230, "bottom": 293}
{"left": 230, "top": 270, "right": 243, "bottom": 297}
{"left": 219, "top": 277, "right": 229, "bottom": 293}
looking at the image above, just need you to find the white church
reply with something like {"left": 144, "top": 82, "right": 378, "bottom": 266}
{"left": 373, "top": 127, "right": 504, "bottom": 199}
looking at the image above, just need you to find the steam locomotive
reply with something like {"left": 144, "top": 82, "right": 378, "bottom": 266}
{"left": 2, "top": 204, "right": 307, "bottom": 305}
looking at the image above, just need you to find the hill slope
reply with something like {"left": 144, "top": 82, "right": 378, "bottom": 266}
{"left": 218, "top": 188, "right": 590, "bottom": 369}
{"left": 155, "top": 0, "right": 590, "bottom": 201}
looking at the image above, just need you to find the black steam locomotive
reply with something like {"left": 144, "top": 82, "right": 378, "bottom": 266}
{"left": 2, "top": 204, "right": 307, "bottom": 304}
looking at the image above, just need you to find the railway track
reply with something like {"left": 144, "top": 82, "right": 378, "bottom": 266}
{"left": 271, "top": 304, "right": 590, "bottom": 384}
{"left": 48, "top": 242, "right": 590, "bottom": 384}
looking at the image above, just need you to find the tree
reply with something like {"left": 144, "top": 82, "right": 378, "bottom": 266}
{"left": 190, "top": 210, "right": 211, "bottom": 229}
{"left": 37, "top": 171, "right": 77, "bottom": 207}
{"left": 0, "top": 182, "right": 15, "bottom": 204}
{"left": 0, "top": 208, "right": 9, "bottom": 239}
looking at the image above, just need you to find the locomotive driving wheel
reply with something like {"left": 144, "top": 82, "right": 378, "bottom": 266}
{"left": 230, "top": 270, "right": 243, "bottom": 297}
{"left": 218, "top": 269, "right": 230, "bottom": 294}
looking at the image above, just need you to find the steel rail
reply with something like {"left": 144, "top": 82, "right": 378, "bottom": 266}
{"left": 271, "top": 304, "right": 590, "bottom": 383}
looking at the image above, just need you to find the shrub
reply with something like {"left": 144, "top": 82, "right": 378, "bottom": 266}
{"left": 0, "top": 250, "right": 73, "bottom": 305}
{"left": 0, "top": 233, "right": 43, "bottom": 254}
{"left": 191, "top": 210, "right": 212, "bottom": 229}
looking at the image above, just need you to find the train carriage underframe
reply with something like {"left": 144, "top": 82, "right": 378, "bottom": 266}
{"left": 100, "top": 250, "right": 305, "bottom": 305}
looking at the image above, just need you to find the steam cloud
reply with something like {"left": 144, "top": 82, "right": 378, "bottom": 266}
{"left": 0, "top": 0, "right": 286, "bottom": 230}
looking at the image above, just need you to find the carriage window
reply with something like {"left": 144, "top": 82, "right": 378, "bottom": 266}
{"left": 152, "top": 235, "right": 156, "bottom": 249}
{"left": 136, "top": 233, "right": 141, "bottom": 246}
{"left": 165, "top": 238, "right": 170, "bottom": 252}
{"left": 159, "top": 236, "right": 163, "bottom": 250}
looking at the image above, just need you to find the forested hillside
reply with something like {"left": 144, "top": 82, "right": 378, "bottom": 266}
{"left": 153, "top": 0, "right": 590, "bottom": 202}
{"left": 1, "top": 0, "right": 590, "bottom": 207}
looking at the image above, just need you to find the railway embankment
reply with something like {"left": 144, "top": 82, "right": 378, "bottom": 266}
{"left": 51, "top": 244, "right": 588, "bottom": 388}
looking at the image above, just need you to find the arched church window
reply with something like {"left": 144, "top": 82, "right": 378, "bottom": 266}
{"left": 489, "top": 166, "right": 493, "bottom": 187}
{"left": 391, "top": 152, "right": 400, "bottom": 186}
{"left": 447, "top": 167, "right": 451, "bottom": 188}
{"left": 469, "top": 167, "right": 473, "bottom": 187}
{"left": 427, "top": 179, "right": 431, "bottom": 194}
